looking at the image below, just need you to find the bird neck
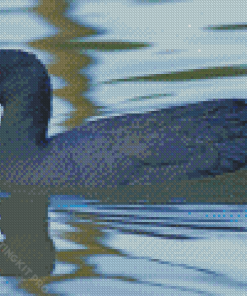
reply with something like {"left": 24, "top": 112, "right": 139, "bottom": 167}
{"left": 0, "top": 65, "right": 51, "bottom": 160}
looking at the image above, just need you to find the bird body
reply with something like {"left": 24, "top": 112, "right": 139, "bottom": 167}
{"left": 0, "top": 50, "right": 247, "bottom": 202}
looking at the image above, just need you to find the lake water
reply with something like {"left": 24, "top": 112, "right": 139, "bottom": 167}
{"left": 0, "top": 0, "right": 247, "bottom": 295}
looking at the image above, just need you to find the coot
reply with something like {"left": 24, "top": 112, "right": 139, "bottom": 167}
{"left": 0, "top": 49, "right": 247, "bottom": 199}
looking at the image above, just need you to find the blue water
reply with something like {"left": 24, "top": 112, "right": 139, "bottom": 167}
{"left": 1, "top": 196, "right": 246, "bottom": 295}
{"left": 44, "top": 199, "right": 247, "bottom": 295}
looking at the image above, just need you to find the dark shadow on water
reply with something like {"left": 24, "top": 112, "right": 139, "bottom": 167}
{"left": 0, "top": 192, "right": 55, "bottom": 279}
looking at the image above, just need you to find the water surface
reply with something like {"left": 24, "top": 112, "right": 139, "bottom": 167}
{"left": 0, "top": 0, "right": 247, "bottom": 294}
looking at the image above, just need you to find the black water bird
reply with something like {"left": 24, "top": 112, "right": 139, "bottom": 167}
{"left": 0, "top": 49, "right": 247, "bottom": 199}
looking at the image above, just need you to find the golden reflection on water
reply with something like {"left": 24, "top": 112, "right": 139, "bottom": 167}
{"left": 30, "top": 0, "right": 98, "bottom": 128}
{"left": 19, "top": 211, "right": 136, "bottom": 295}
{"left": 29, "top": 0, "right": 149, "bottom": 129}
